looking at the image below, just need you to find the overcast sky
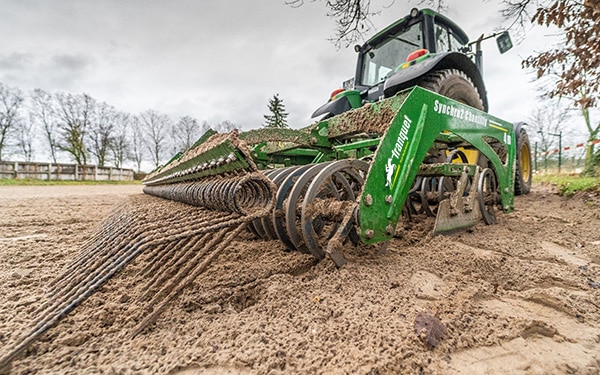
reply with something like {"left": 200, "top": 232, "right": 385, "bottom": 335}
{"left": 0, "top": 0, "right": 584, "bottom": 142}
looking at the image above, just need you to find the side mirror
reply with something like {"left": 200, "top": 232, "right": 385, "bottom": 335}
{"left": 496, "top": 31, "right": 513, "bottom": 54}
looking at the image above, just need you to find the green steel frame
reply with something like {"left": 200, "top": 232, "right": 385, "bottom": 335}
{"left": 356, "top": 87, "right": 515, "bottom": 243}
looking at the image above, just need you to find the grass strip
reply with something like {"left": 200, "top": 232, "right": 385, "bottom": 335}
{"left": 533, "top": 174, "right": 600, "bottom": 196}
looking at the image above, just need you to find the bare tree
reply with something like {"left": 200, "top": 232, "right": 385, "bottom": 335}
{"left": 141, "top": 109, "right": 171, "bottom": 168}
{"left": 286, "top": 0, "right": 375, "bottom": 47}
{"left": 15, "top": 114, "right": 36, "bottom": 162}
{"left": 501, "top": 0, "right": 600, "bottom": 172}
{"left": 286, "top": 0, "right": 447, "bottom": 47}
{"left": 55, "top": 92, "right": 95, "bottom": 165}
{"left": 89, "top": 101, "right": 116, "bottom": 167}
{"left": 131, "top": 116, "right": 145, "bottom": 172}
{"left": 172, "top": 115, "right": 206, "bottom": 152}
{"left": 110, "top": 111, "right": 131, "bottom": 169}
{"left": 30, "top": 89, "right": 60, "bottom": 164}
{"left": 213, "top": 120, "right": 238, "bottom": 133}
{"left": 200, "top": 121, "right": 211, "bottom": 135}
{"left": 0, "top": 82, "right": 24, "bottom": 161}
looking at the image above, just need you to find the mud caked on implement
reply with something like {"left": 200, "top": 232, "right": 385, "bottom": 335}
{"left": 0, "top": 8, "right": 532, "bottom": 370}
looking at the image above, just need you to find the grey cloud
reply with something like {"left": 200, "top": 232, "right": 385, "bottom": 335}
{"left": 38, "top": 54, "right": 95, "bottom": 91}
{"left": 0, "top": 53, "right": 33, "bottom": 70}
{"left": 50, "top": 53, "right": 94, "bottom": 73}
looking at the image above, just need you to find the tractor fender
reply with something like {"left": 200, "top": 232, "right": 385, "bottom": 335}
{"left": 383, "top": 51, "right": 488, "bottom": 112}
{"left": 513, "top": 121, "right": 526, "bottom": 137}
{"left": 311, "top": 95, "right": 353, "bottom": 119}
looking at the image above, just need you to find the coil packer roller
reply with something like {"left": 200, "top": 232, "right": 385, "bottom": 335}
{"left": 143, "top": 86, "right": 518, "bottom": 266}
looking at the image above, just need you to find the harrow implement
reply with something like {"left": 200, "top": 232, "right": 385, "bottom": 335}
{"left": 144, "top": 86, "right": 517, "bottom": 266}
{"left": 0, "top": 5, "right": 535, "bottom": 368}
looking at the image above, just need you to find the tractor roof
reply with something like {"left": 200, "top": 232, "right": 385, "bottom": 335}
{"left": 364, "top": 8, "right": 470, "bottom": 49}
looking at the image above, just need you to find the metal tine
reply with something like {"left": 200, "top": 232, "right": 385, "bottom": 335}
{"left": 73, "top": 199, "right": 134, "bottom": 249}
{"left": 137, "top": 232, "right": 210, "bottom": 302}
{"left": 131, "top": 224, "right": 246, "bottom": 339}
{"left": 1, "top": 171, "right": 275, "bottom": 370}
{"left": 139, "top": 227, "right": 229, "bottom": 312}
{"left": 47, "top": 206, "right": 232, "bottom": 297}
{"left": 43, "top": 226, "right": 191, "bottom": 320}
{"left": 136, "top": 212, "right": 234, "bottom": 279}
{"left": 0, "top": 226, "right": 181, "bottom": 371}
{"left": 52, "top": 197, "right": 166, "bottom": 271}
{"left": 48, "top": 217, "right": 139, "bottom": 293}
{"left": 48, "top": 199, "right": 192, "bottom": 290}
{"left": 6, "top": 219, "right": 264, "bottom": 369}
{"left": 47, "top": 211, "right": 132, "bottom": 289}
{"left": 75, "top": 196, "right": 148, "bottom": 248}
{"left": 137, "top": 212, "right": 266, "bottom": 302}
{"left": 32, "top": 232, "right": 151, "bottom": 326}
{"left": 48, "top": 218, "right": 169, "bottom": 296}
{"left": 68, "top": 210, "right": 129, "bottom": 261}
{"left": 136, "top": 237, "right": 189, "bottom": 279}
{"left": 41, "top": 205, "right": 200, "bottom": 315}
{"left": 36, "top": 210, "right": 246, "bottom": 324}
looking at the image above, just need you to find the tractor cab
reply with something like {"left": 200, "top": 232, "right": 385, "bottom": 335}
{"left": 355, "top": 8, "right": 470, "bottom": 101}
{"left": 313, "top": 8, "right": 513, "bottom": 119}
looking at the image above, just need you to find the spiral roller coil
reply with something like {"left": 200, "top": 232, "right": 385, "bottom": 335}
{"left": 143, "top": 172, "right": 275, "bottom": 216}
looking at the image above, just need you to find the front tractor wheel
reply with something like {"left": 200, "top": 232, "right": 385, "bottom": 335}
{"left": 514, "top": 127, "right": 532, "bottom": 195}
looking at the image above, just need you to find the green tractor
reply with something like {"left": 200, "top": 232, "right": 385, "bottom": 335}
{"left": 312, "top": 8, "right": 532, "bottom": 195}
{"left": 141, "top": 8, "right": 534, "bottom": 265}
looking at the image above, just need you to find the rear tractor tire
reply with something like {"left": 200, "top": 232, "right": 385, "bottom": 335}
{"left": 419, "top": 68, "right": 484, "bottom": 111}
{"left": 419, "top": 68, "right": 487, "bottom": 169}
{"left": 514, "top": 127, "right": 532, "bottom": 195}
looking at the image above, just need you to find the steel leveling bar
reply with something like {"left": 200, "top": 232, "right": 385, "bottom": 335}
{"left": 142, "top": 132, "right": 255, "bottom": 186}
{"left": 359, "top": 86, "right": 516, "bottom": 244}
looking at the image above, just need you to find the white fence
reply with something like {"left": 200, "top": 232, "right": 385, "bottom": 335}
{"left": 0, "top": 161, "right": 134, "bottom": 181}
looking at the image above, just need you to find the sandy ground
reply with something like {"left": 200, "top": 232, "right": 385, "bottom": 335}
{"left": 0, "top": 183, "right": 599, "bottom": 374}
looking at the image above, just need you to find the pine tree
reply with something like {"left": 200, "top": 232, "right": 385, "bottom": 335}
{"left": 263, "top": 94, "right": 289, "bottom": 129}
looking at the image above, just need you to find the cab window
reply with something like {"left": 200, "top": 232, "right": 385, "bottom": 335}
{"left": 435, "top": 23, "right": 466, "bottom": 52}
{"left": 361, "top": 21, "right": 423, "bottom": 86}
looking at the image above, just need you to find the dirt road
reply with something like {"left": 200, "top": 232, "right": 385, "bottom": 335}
{"left": 0, "top": 184, "right": 598, "bottom": 374}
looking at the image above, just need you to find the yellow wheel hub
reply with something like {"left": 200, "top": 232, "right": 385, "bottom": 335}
{"left": 521, "top": 142, "right": 531, "bottom": 182}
